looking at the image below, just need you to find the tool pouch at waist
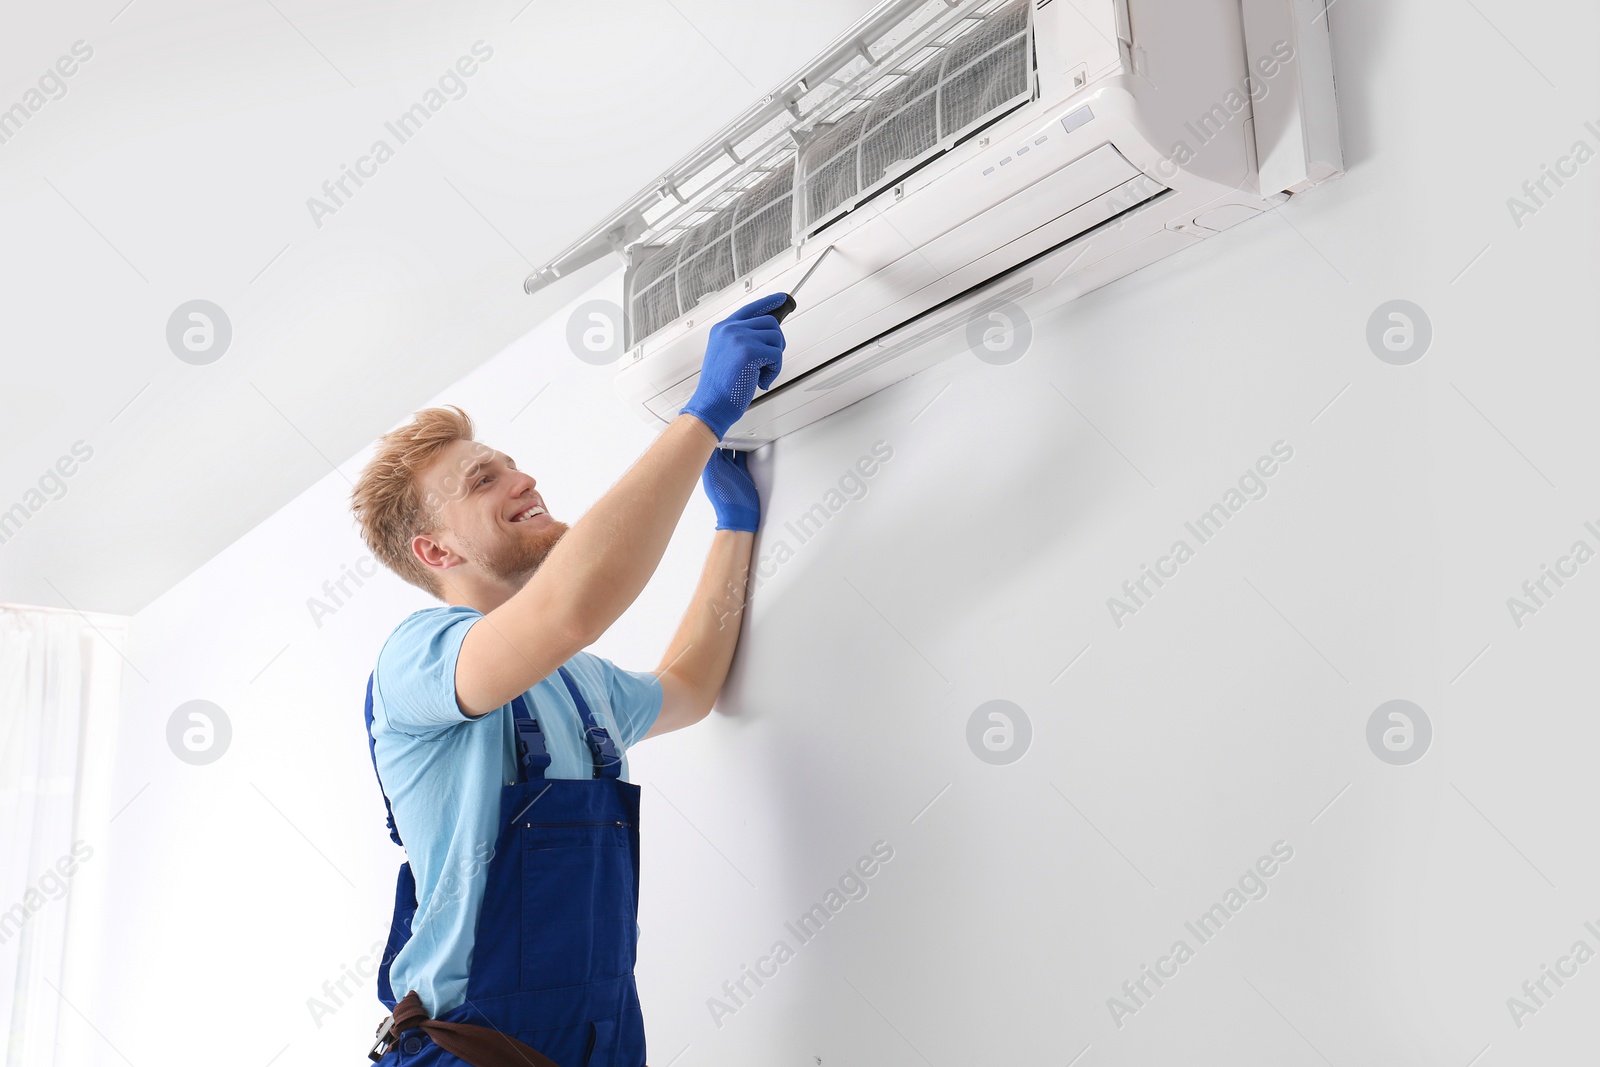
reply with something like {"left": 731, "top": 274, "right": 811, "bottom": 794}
{"left": 371, "top": 991, "right": 561, "bottom": 1067}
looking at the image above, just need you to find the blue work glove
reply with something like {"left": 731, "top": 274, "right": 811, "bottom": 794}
{"left": 679, "top": 293, "right": 789, "bottom": 441}
{"left": 701, "top": 447, "right": 761, "bottom": 532}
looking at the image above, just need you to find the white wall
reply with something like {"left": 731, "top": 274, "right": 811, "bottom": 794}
{"left": 83, "top": 3, "right": 1600, "bottom": 1065}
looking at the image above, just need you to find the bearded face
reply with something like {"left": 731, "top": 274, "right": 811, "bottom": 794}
{"left": 455, "top": 509, "right": 571, "bottom": 589}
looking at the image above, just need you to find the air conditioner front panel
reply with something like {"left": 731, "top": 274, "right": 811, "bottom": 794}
{"left": 737, "top": 171, "right": 1169, "bottom": 417}
{"left": 723, "top": 207, "right": 1200, "bottom": 449}
{"left": 757, "top": 165, "right": 1166, "bottom": 401}
{"left": 737, "top": 276, "right": 1039, "bottom": 445}
{"left": 905, "top": 142, "right": 1141, "bottom": 274}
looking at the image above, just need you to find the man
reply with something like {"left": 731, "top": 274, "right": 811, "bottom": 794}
{"left": 349, "top": 294, "right": 789, "bottom": 1066}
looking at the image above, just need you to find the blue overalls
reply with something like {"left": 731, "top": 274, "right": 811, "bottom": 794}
{"left": 362, "top": 665, "right": 647, "bottom": 1066}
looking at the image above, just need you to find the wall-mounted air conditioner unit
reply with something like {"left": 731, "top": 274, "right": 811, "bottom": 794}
{"left": 525, "top": 0, "right": 1343, "bottom": 449}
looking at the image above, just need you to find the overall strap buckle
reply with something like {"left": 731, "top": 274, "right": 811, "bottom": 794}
{"left": 368, "top": 1014, "right": 394, "bottom": 1062}
{"left": 513, "top": 697, "right": 552, "bottom": 781}
{"left": 583, "top": 723, "right": 621, "bottom": 779}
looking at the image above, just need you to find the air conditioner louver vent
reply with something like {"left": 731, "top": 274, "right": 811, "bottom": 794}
{"left": 622, "top": 0, "right": 1034, "bottom": 350}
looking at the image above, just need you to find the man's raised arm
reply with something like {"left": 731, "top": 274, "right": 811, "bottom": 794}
{"left": 453, "top": 294, "right": 789, "bottom": 717}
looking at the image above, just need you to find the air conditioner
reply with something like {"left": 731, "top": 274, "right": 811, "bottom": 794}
{"left": 525, "top": 0, "right": 1343, "bottom": 449}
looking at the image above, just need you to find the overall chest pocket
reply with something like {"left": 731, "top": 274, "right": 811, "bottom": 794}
{"left": 521, "top": 820, "right": 630, "bottom": 851}
{"left": 518, "top": 820, "right": 637, "bottom": 991}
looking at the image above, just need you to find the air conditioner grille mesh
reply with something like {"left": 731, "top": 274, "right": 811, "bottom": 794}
{"left": 627, "top": 163, "right": 797, "bottom": 344}
{"left": 859, "top": 63, "right": 942, "bottom": 194}
{"left": 797, "top": 0, "right": 1032, "bottom": 231}
{"left": 801, "top": 111, "right": 870, "bottom": 228}
{"left": 938, "top": 2, "right": 1032, "bottom": 135}
{"left": 629, "top": 244, "right": 681, "bottom": 345}
{"left": 675, "top": 214, "right": 736, "bottom": 318}
{"left": 731, "top": 165, "right": 796, "bottom": 283}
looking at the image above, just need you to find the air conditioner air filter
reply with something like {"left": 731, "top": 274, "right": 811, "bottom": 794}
{"left": 621, "top": 0, "right": 1035, "bottom": 349}
{"left": 797, "top": 0, "right": 1032, "bottom": 232}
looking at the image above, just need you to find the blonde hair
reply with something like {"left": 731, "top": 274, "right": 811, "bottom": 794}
{"left": 349, "top": 405, "right": 477, "bottom": 599}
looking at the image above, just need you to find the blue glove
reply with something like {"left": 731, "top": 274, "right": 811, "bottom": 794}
{"left": 702, "top": 447, "right": 761, "bottom": 532}
{"left": 680, "top": 294, "right": 788, "bottom": 441}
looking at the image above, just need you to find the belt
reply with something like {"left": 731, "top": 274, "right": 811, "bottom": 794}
{"left": 369, "top": 990, "right": 560, "bottom": 1067}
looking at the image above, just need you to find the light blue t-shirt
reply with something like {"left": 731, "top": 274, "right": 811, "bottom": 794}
{"left": 369, "top": 605, "right": 663, "bottom": 1017}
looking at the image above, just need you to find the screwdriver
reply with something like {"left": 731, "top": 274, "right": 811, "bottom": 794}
{"left": 769, "top": 244, "right": 834, "bottom": 324}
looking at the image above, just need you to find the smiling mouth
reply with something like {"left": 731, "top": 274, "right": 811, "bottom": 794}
{"left": 509, "top": 503, "right": 548, "bottom": 523}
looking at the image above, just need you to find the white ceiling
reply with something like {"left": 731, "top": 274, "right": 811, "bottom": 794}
{"left": 0, "top": 0, "right": 881, "bottom": 616}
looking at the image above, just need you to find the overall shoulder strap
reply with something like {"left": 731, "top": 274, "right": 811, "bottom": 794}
{"left": 556, "top": 665, "right": 621, "bottom": 779}
{"left": 364, "top": 672, "right": 404, "bottom": 847}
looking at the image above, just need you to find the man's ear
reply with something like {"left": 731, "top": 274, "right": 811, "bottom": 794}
{"left": 412, "top": 530, "right": 457, "bottom": 571}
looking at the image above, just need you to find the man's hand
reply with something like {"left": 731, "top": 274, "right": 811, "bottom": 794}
{"left": 701, "top": 447, "right": 761, "bottom": 532}
{"left": 679, "top": 294, "right": 788, "bottom": 441}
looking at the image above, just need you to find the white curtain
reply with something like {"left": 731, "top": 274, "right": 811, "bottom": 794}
{"left": 0, "top": 604, "right": 127, "bottom": 1067}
